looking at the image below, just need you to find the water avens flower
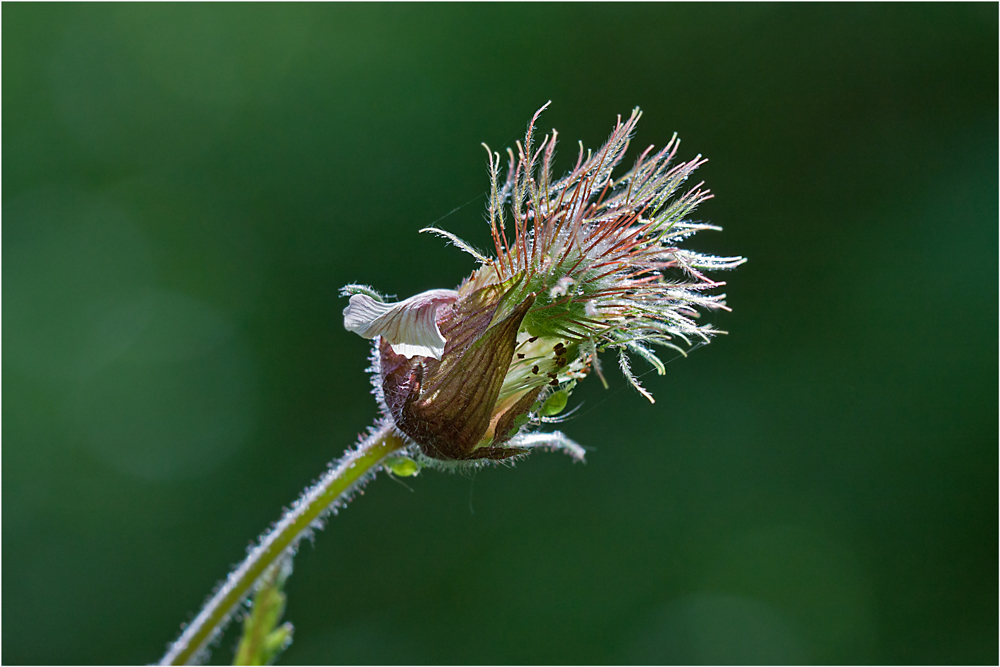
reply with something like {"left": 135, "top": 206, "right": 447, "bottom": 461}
{"left": 343, "top": 102, "right": 745, "bottom": 466}
{"left": 161, "top": 104, "right": 743, "bottom": 665}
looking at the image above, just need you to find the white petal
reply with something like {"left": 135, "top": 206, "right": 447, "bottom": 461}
{"left": 343, "top": 289, "right": 457, "bottom": 359}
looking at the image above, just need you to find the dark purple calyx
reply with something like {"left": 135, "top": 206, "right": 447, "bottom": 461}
{"left": 380, "top": 281, "right": 536, "bottom": 460}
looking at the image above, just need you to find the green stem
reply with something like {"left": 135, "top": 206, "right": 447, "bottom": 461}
{"left": 160, "top": 422, "right": 405, "bottom": 665}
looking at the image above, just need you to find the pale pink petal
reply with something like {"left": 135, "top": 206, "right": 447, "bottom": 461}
{"left": 343, "top": 289, "right": 457, "bottom": 359}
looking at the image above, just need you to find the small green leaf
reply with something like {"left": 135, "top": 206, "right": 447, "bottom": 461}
{"left": 506, "top": 412, "right": 532, "bottom": 439}
{"left": 262, "top": 623, "right": 294, "bottom": 659}
{"left": 234, "top": 561, "right": 294, "bottom": 666}
{"left": 384, "top": 456, "right": 421, "bottom": 477}
{"left": 540, "top": 390, "right": 569, "bottom": 416}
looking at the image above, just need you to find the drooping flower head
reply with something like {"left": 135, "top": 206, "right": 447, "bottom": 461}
{"left": 343, "top": 104, "right": 745, "bottom": 467}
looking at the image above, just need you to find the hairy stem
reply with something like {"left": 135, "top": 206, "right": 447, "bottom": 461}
{"left": 160, "top": 422, "right": 406, "bottom": 665}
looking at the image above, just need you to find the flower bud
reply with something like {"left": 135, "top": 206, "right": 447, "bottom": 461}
{"left": 343, "top": 104, "right": 744, "bottom": 464}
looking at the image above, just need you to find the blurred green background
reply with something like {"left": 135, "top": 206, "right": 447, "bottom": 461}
{"left": 3, "top": 4, "right": 996, "bottom": 665}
